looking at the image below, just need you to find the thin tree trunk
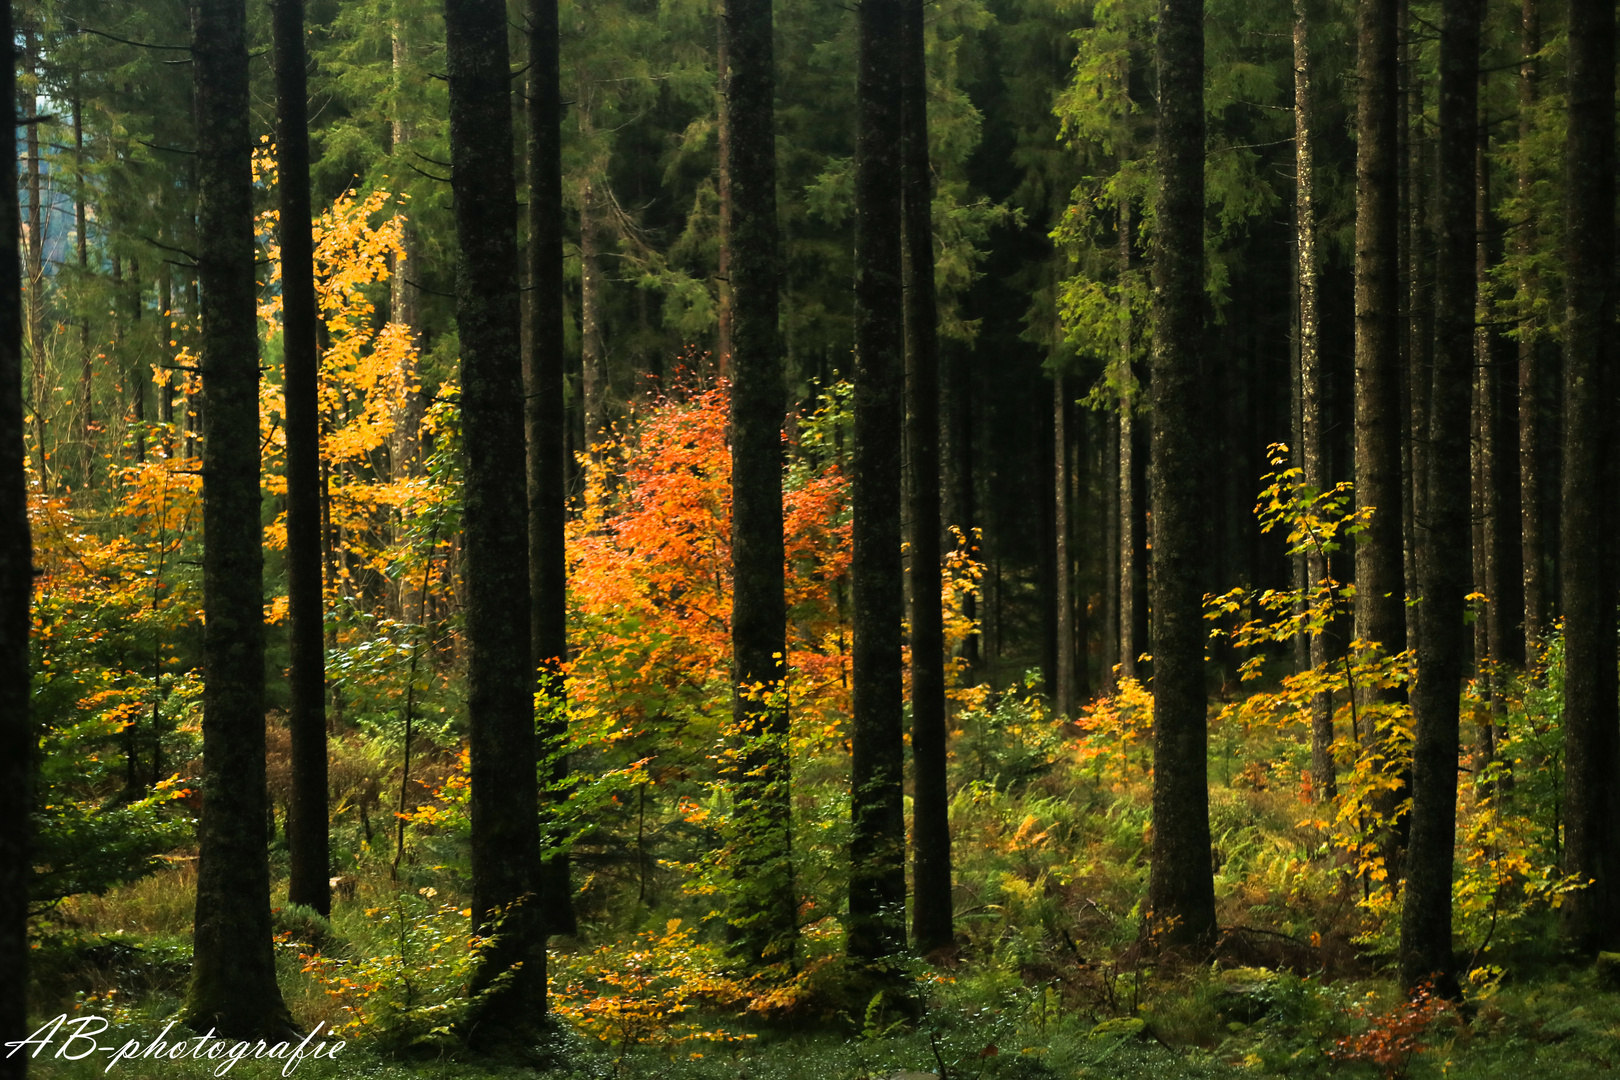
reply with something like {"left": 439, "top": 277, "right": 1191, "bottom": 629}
{"left": 273, "top": 0, "right": 331, "bottom": 921}
{"left": 715, "top": 30, "right": 732, "bottom": 373}
{"left": 902, "top": 0, "right": 951, "bottom": 959}
{"left": 848, "top": 0, "right": 907, "bottom": 971}
{"left": 74, "top": 92, "right": 93, "bottom": 492}
{"left": 23, "top": 35, "right": 45, "bottom": 489}
{"left": 1407, "top": 72, "right": 1432, "bottom": 660}
{"left": 1399, "top": 0, "right": 1480, "bottom": 997}
{"left": 723, "top": 0, "right": 794, "bottom": 967}
{"left": 1102, "top": 404, "right": 1120, "bottom": 693}
{"left": 444, "top": 0, "right": 547, "bottom": 1034}
{"left": 525, "top": 0, "right": 576, "bottom": 939}
{"left": 1147, "top": 0, "right": 1217, "bottom": 952}
{"left": 1053, "top": 374, "right": 1075, "bottom": 718}
{"left": 1558, "top": 0, "right": 1618, "bottom": 956}
{"left": 580, "top": 182, "right": 609, "bottom": 466}
{"left": 1517, "top": 0, "right": 1544, "bottom": 670}
{"left": 1296, "top": 0, "right": 1333, "bottom": 798}
{"left": 182, "top": 0, "right": 295, "bottom": 1039}
{"left": 0, "top": 0, "right": 34, "bottom": 1067}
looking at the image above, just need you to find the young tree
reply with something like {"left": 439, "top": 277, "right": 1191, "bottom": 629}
{"left": 1558, "top": 0, "right": 1618, "bottom": 955}
{"left": 0, "top": 0, "right": 33, "bottom": 1067}
{"left": 1293, "top": 0, "right": 1331, "bottom": 797}
{"left": 443, "top": 0, "right": 547, "bottom": 1035}
{"left": 848, "top": 0, "right": 908, "bottom": 969}
{"left": 1399, "top": 0, "right": 1480, "bottom": 996}
{"left": 1146, "top": 0, "right": 1217, "bottom": 952}
{"left": 525, "top": 0, "right": 576, "bottom": 939}
{"left": 722, "top": 0, "right": 795, "bottom": 967}
{"left": 272, "top": 0, "right": 331, "bottom": 921}
{"left": 182, "top": 0, "right": 296, "bottom": 1038}
{"left": 902, "top": 0, "right": 952, "bottom": 958}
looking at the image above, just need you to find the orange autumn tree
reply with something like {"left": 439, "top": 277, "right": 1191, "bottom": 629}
{"left": 567, "top": 380, "right": 852, "bottom": 739}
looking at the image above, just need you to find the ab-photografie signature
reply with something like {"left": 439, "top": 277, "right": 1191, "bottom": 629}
{"left": 5, "top": 1015, "right": 345, "bottom": 1076}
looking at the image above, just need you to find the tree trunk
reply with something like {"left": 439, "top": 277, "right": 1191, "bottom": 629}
{"left": 1558, "top": 0, "right": 1618, "bottom": 956}
{"left": 444, "top": 0, "right": 547, "bottom": 1035}
{"left": 580, "top": 183, "right": 609, "bottom": 464}
{"left": 902, "top": 0, "right": 951, "bottom": 959}
{"left": 1119, "top": 394, "right": 1137, "bottom": 681}
{"left": 1053, "top": 374, "right": 1075, "bottom": 718}
{"left": 1399, "top": 0, "right": 1479, "bottom": 997}
{"left": 273, "top": 0, "right": 331, "bottom": 921}
{"left": 182, "top": 0, "right": 295, "bottom": 1039}
{"left": 526, "top": 0, "right": 576, "bottom": 940}
{"left": 1352, "top": 0, "right": 1404, "bottom": 677}
{"left": 0, "top": 0, "right": 34, "bottom": 1067}
{"left": 1517, "top": 0, "right": 1544, "bottom": 670}
{"left": 722, "top": 0, "right": 795, "bottom": 967}
{"left": 1406, "top": 70, "right": 1431, "bottom": 660}
{"left": 1101, "top": 405, "right": 1120, "bottom": 693}
{"left": 73, "top": 92, "right": 93, "bottom": 493}
{"left": 715, "top": 30, "right": 733, "bottom": 373}
{"left": 1295, "top": 0, "right": 1333, "bottom": 799}
{"left": 23, "top": 34, "right": 44, "bottom": 489}
{"left": 1147, "top": 0, "right": 1217, "bottom": 952}
{"left": 848, "top": 0, "right": 907, "bottom": 971}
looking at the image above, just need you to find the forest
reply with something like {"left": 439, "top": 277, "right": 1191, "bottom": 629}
{"left": 0, "top": 0, "right": 1618, "bottom": 1076}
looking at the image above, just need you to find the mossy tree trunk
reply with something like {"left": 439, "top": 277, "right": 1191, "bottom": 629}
{"left": 444, "top": 0, "right": 548, "bottom": 1038}
{"left": 183, "top": 0, "right": 295, "bottom": 1039}
{"left": 1146, "top": 0, "right": 1217, "bottom": 954}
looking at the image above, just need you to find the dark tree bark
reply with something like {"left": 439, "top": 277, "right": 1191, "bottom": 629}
{"left": 902, "top": 0, "right": 952, "bottom": 958}
{"left": 848, "top": 0, "right": 907, "bottom": 969}
{"left": 1352, "top": 0, "right": 1404, "bottom": 675}
{"left": 1294, "top": 0, "right": 1332, "bottom": 798}
{"left": 1406, "top": 70, "right": 1432, "bottom": 661}
{"left": 1516, "top": 0, "right": 1545, "bottom": 670}
{"left": 0, "top": 0, "right": 33, "bottom": 1067}
{"left": 1146, "top": 0, "right": 1217, "bottom": 952}
{"left": 23, "top": 35, "right": 44, "bottom": 488}
{"left": 1558, "top": 0, "right": 1618, "bottom": 956}
{"left": 1398, "top": 0, "right": 1479, "bottom": 997}
{"left": 182, "top": 0, "right": 295, "bottom": 1039}
{"left": 525, "top": 0, "right": 577, "bottom": 940}
{"left": 444, "top": 0, "right": 547, "bottom": 1034}
{"left": 72, "top": 93, "right": 93, "bottom": 492}
{"left": 722, "top": 0, "right": 795, "bottom": 967}
{"left": 272, "top": 0, "right": 331, "bottom": 921}
{"left": 1101, "top": 408, "right": 1120, "bottom": 693}
{"left": 715, "top": 31, "right": 733, "bottom": 372}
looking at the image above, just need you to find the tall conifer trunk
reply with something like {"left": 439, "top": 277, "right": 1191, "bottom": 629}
{"left": 903, "top": 0, "right": 952, "bottom": 957}
{"left": 1399, "top": 0, "right": 1479, "bottom": 996}
{"left": 183, "top": 0, "right": 295, "bottom": 1038}
{"left": 848, "top": 0, "right": 907, "bottom": 970}
{"left": 273, "top": 0, "right": 331, "bottom": 920}
{"left": 1557, "top": 0, "right": 1618, "bottom": 956}
{"left": 1516, "top": 0, "right": 1544, "bottom": 669}
{"left": 444, "top": 0, "right": 548, "bottom": 1034}
{"left": 1352, "top": 0, "right": 1404, "bottom": 684}
{"left": 0, "top": 0, "right": 33, "bottom": 1066}
{"left": 723, "top": 0, "right": 795, "bottom": 966}
{"left": 526, "top": 0, "right": 576, "bottom": 939}
{"left": 1147, "top": 0, "right": 1217, "bottom": 952}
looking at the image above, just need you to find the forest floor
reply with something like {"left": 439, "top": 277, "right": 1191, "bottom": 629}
{"left": 25, "top": 686, "right": 1618, "bottom": 1080}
